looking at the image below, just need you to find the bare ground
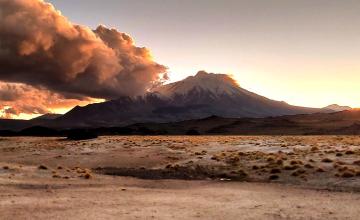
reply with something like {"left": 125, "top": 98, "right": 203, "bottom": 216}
{"left": 1, "top": 136, "right": 360, "bottom": 219}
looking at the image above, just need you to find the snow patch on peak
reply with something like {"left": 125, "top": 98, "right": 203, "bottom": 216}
{"left": 152, "top": 71, "right": 242, "bottom": 97}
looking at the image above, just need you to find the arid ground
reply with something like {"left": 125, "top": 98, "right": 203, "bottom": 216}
{"left": 1, "top": 136, "right": 360, "bottom": 219}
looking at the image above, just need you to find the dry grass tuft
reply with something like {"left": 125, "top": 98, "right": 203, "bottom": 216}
{"left": 210, "top": 156, "right": 218, "bottom": 161}
{"left": 345, "top": 150, "right": 355, "bottom": 155}
{"left": 270, "top": 168, "right": 281, "bottom": 174}
{"left": 237, "top": 169, "right": 248, "bottom": 177}
{"left": 269, "top": 175, "right": 279, "bottom": 180}
{"left": 310, "top": 146, "right": 319, "bottom": 152}
{"left": 252, "top": 165, "right": 259, "bottom": 170}
{"left": 84, "top": 173, "right": 92, "bottom": 179}
{"left": 276, "top": 159, "right": 284, "bottom": 165}
{"left": 338, "top": 166, "right": 348, "bottom": 172}
{"left": 341, "top": 172, "right": 354, "bottom": 178}
{"left": 291, "top": 169, "right": 306, "bottom": 177}
{"left": 321, "top": 158, "right": 333, "bottom": 163}
{"left": 283, "top": 165, "right": 298, "bottom": 170}
{"left": 38, "top": 165, "right": 48, "bottom": 170}
{"left": 290, "top": 160, "right": 303, "bottom": 165}
{"left": 304, "top": 164, "right": 314, "bottom": 169}
{"left": 353, "top": 160, "right": 360, "bottom": 166}
{"left": 267, "top": 157, "right": 275, "bottom": 162}
{"left": 79, "top": 172, "right": 93, "bottom": 179}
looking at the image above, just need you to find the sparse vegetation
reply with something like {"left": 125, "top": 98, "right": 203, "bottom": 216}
{"left": 1, "top": 135, "right": 360, "bottom": 196}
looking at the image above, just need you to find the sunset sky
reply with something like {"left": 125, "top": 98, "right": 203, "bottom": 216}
{"left": 0, "top": 0, "right": 359, "bottom": 119}
{"left": 48, "top": 0, "right": 360, "bottom": 108}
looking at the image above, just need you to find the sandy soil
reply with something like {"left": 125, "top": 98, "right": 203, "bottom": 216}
{"left": 1, "top": 136, "right": 360, "bottom": 219}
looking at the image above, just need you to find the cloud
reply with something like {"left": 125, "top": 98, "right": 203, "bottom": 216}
{"left": 0, "top": 0, "right": 168, "bottom": 101}
{"left": 0, "top": 82, "right": 98, "bottom": 118}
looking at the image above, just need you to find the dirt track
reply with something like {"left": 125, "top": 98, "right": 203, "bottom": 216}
{"left": 1, "top": 174, "right": 360, "bottom": 220}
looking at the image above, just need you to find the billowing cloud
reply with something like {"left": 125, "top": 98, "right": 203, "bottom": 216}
{"left": 0, "top": 0, "right": 168, "bottom": 101}
{"left": 0, "top": 82, "right": 99, "bottom": 118}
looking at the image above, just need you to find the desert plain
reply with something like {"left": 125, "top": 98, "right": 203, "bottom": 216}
{"left": 1, "top": 135, "right": 360, "bottom": 219}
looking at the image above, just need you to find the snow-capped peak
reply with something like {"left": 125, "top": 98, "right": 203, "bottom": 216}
{"left": 152, "top": 71, "right": 242, "bottom": 97}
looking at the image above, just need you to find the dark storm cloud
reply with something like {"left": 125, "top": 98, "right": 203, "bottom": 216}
{"left": 0, "top": 0, "right": 168, "bottom": 100}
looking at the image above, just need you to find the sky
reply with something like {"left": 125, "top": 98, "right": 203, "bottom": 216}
{"left": 0, "top": 0, "right": 359, "bottom": 119}
{"left": 46, "top": 0, "right": 360, "bottom": 109}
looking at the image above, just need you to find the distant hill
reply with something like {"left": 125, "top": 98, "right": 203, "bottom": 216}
{"left": 1, "top": 109, "right": 359, "bottom": 136}
{"left": 324, "top": 104, "right": 352, "bottom": 112}
{"left": 0, "top": 114, "right": 62, "bottom": 131}
{"left": 122, "top": 109, "right": 360, "bottom": 135}
{"left": 49, "top": 71, "right": 323, "bottom": 128}
{"left": 0, "top": 119, "right": 32, "bottom": 131}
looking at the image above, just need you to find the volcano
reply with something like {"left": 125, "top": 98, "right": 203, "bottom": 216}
{"left": 51, "top": 71, "right": 321, "bottom": 128}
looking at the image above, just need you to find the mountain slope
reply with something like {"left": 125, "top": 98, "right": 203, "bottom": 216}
{"left": 50, "top": 71, "right": 322, "bottom": 128}
{"left": 32, "top": 113, "right": 62, "bottom": 120}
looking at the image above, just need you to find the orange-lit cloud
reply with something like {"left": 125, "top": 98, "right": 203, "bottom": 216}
{"left": 0, "top": 0, "right": 167, "bottom": 118}
{"left": 0, "top": 82, "right": 100, "bottom": 119}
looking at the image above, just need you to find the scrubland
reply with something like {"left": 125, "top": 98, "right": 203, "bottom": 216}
{"left": 1, "top": 136, "right": 360, "bottom": 219}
